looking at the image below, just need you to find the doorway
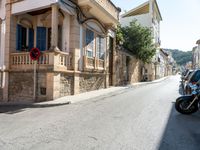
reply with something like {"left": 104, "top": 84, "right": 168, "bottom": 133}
{"left": 109, "top": 37, "right": 113, "bottom": 86}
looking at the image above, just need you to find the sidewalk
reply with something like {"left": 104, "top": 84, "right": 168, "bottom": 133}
{"left": 0, "top": 76, "right": 168, "bottom": 107}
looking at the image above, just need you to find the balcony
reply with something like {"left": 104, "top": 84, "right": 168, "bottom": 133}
{"left": 78, "top": 0, "right": 119, "bottom": 25}
{"left": 10, "top": 51, "right": 73, "bottom": 72}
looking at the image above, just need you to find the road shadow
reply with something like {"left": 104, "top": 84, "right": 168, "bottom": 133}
{"left": 158, "top": 104, "right": 200, "bottom": 150}
{"left": 0, "top": 103, "right": 69, "bottom": 114}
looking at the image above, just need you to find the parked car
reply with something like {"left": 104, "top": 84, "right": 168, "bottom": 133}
{"left": 182, "top": 69, "right": 189, "bottom": 77}
{"left": 184, "top": 69, "right": 200, "bottom": 95}
{"left": 181, "top": 70, "right": 193, "bottom": 84}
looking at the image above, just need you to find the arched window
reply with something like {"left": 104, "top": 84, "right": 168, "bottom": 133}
{"left": 83, "top": 20, "right": 106, "bottom": 60}
{"left": 16, "top": 18, "right": 34, "bottom": 51}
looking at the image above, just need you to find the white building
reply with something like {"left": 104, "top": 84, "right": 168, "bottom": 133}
{"left": 0, "top": 0, "right": 6, "bottom": 88}
{"left": 120, "top": 0, "right": 162, "bottom": 47}
{"left": 192, "top": 39, "right": 200, "bottom": 69}
{"left": 120, "top": 0, "right": 162, "bottom": 81}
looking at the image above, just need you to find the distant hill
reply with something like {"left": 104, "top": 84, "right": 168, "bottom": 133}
{"left": 164, "top": 49, "right": 192, "bottom": 66}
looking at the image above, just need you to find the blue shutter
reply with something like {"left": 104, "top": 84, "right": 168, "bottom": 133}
{"left": 37, "top": 27, "right": 46, "bottom": 51}
{"left": 16, "top": 24, "right": 22, "bottom": 51}
{"left": 28, "top": 28, "right": 34, "bottom": 51}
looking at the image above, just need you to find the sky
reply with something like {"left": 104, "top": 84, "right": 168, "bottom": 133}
{"left": 112, "top": 0, "right": 200, "bottom": 51}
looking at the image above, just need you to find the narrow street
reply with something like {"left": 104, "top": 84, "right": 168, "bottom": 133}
{"left": 0, "top": 75, "right": 200, "bottom": 150}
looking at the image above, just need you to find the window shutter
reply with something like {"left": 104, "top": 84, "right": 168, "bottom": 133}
{"left": 16, "top": 24, "right": 22, "bottom": 51}
{"left": 37, "top": 27, "right": 46, "bottom": 51}
{"left": 58, "top": 25, "right": 62, "bottom": 50}
{"left": 28, "top": 28, "right": 34, "bottom": 50}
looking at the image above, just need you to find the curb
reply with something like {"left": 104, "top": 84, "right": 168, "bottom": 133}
{"left": 0, "top": 101, "right": 71, "bottom": 108}
{"left": 69, "top": 76, "right": 169, "bottom": 104}
{"left": 0, "top": 76, "right": 169, "bottom": 107}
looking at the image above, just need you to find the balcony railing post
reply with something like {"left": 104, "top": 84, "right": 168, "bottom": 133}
{"left": 95, "top": 57, "right": 98, "bottom": 70}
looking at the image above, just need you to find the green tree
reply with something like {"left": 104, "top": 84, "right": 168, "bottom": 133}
{"left": 117, "top": 20, "right": 156, "bottom": 63}
{"left": 164, "top": 49, "right": 192, "bottom": 66}
{"left": 116, "top": 25, "right": 124, "bottom": 45}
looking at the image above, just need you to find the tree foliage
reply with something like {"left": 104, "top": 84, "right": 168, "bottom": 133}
{"left": 116, "top": 25, "right": 124, "bottom": 45}
{"left": 164, "top": 49, "right": 192, "bottom": 66}
{"left": 117, "top": 20, "right": 156, "bottom": 63}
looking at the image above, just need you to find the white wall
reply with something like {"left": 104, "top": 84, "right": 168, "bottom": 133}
{"left": 0, "top": 0, "right": 6, "bottom": 19}
{"left": 12, "top": 0, "right": 58, "bottom": 15}
{"left": 120, "top": 12, "right": 161, "bottom": 46}
{"left": 120, "top": 13, "right": 151, "bottom": 28}
{"left": 0, "top": 0, "right": 6, "bottom": 70}
{"left": 152, "top": 19, "right": 160, "bottom": 44}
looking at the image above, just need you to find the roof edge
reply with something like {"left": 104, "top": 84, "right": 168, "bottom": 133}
{"left": 121, "top": 1, "right": 149, "bottom": 18}
{"left": 154, "top": 0, "right": 162, "bottom": 21}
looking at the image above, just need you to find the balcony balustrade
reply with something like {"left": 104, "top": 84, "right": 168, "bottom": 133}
{"left": 83, "top": 56, "right": 105, "bottom": 71}
{"left": 10, "top": 51, "right": 73, "bottom": 71}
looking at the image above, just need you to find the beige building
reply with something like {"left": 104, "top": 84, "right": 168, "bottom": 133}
{"left": 0, "top": 0, "right": 120, "bottom": 102}
{"left": 192, "top": 39, "right": 200, "bottom": 69}
{"left": 120, "top": 0, "right": 162, "bottom": 81}
{"left": 112, "top": 46, "right": 143, "bottom": 85}
{"left": 155, "top": 49, "right": 168, "bottom": 79}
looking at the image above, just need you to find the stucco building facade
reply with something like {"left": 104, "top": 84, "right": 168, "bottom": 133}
{"left": 0, "top": 0, "right": 120, "bottom": 102}
{"left": 120, "top": 0, "right": 162, "bottom": 81}
{"left": 192, "top": 39, "right": 200, "bottom": 69}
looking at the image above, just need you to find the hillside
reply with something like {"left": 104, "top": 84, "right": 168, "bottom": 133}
{"left": 164, "top": 49, "right": 192, "bottom": 66}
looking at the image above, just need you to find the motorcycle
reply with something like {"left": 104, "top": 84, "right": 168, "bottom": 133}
{"left": 175, "top": 84, "right": 200, "bottom": 114}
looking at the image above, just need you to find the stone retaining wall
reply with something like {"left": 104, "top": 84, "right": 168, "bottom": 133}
{"left": 79, "top": 74, "right": 105, "bottom": 93}
{"left": 60, "top": 74, "right": 74, "bottom": 96}
{"left": 0, "top": 88, "right": 2, "bottom": 101}
{"left": 9, "top": 72, "right": 47, "bottom": 102}
{"left": 114, "top": 48, "right": 143, "bottom": 86}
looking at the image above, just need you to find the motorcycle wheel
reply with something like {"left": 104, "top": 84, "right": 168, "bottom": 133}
{"left": 175, "top": 98, "right": 198, "bottom": 115}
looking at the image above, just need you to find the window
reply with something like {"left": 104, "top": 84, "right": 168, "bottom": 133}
{"left": 58, "top": 25, "right": 62, "bottom": 50}
{"left": 37, "top": 27, "right": 47, "bottom": 51}
{"left": 85, "top": 28, "right": 106, "bottom": 59}
{"left": 96, "top": 35, "right": 105, "bottom": 60}
{"left": 16, "top": 24, "right": 34, "bottom": 51}
{"left": 47, "top": 28, "right": 51, "bottom": 50}
{"left": 28, "top": 28, "right": 34, "bottom": 50}
{"left": 86, "top": 29, "right": 94, "bottom": 57}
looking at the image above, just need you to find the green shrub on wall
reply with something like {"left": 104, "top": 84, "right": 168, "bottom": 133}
{"left": 117, "top": 20, "right": 156, "bottom": 63}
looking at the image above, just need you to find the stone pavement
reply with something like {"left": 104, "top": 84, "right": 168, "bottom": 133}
{"left": 0, "top": 76, "right": 168, "bottom": 107}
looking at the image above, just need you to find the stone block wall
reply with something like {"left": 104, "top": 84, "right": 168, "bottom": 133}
{"left": 114, "top": 52, "right": 127, "bottom": 86}
{"left": 9, "top": 72, "right": 47, "bottom": 102}
{"left": 60, "top": 74, "right": 74, "bottom": 96}
{"left": 145, "top": 63, "right": 155, "bottom": 81}
{"left": 9, "top": 72, "right": 34, "bottom": 102}
{"left": 79, "top": 74, "right": 105, "bottom": 93}
{"left": 37, "top": 73, "right": 47, "bottom": 101}
{"left": 0, "top": 88, "right": 2, "bottom": 101}
{"left": 7, "top": 72, "right": 75, "bottom": 102}
{"left": 114, "top": 49, "right": 143, "bottom": 86}
{"left": 0, "top": 72, "right": 2, "bottom": 88}
{"left": 129, "top": 57, "right": 142, "bottom": 83}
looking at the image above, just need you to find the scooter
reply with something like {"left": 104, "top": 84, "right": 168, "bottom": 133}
{"left": 175, "top": 84, "right": 200, "bottom": 114}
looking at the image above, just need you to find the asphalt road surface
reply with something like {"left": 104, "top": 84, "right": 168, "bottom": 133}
{"left": 0, "top": 75, "right": 200, "bottom": 150}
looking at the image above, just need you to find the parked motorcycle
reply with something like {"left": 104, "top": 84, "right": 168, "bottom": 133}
{"left": 175, "top": 84, "right": 200, "bottom": 114}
